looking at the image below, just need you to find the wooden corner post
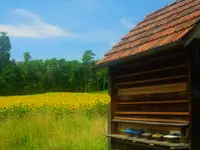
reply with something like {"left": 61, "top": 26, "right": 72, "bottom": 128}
{"left": 187, "top": 39, "right": 200, "bottom": 150}
{"left": 108, "top": 66, "right": 118, "bottom": 150}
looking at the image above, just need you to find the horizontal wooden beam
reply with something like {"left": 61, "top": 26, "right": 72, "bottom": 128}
{"left": 117, "top": 64, "right": 187, "bottom": 79}
{"left": 112, "top": 119, "right": 188, "bottom": 126}
{"left": 115, "top": 111, "right": 189, "bottom": 115}
{"left": 117, "top": 91, "right": 188, "bottom": 101}
{"left": 114, "top": 117, "right": 189, "bottom": 124}
{"left": 118, "top": 83, "right": 187, "bottom": 96}
{"left": 117, "top": 100, "right": 189, "bottom": 105}
{"left": 116, "top": 75, "right": 188, "bottom": 86}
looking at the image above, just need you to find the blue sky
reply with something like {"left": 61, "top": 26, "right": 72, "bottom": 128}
{"left": 0, "top": 0, "right": 174, "bottom": 61}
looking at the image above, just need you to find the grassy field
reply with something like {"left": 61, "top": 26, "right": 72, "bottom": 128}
{"left": 0, "top": 92, "right": 110, "bottom": 150}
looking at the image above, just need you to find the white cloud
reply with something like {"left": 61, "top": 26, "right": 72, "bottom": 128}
{"left": 0, "top": 8, "right": 75, "bottom": 38}
{"left": 120, "top": 17, "right": 135, "bottom": 29}
{"left": 0, "top": 7, "right": 121, "bottom": 46}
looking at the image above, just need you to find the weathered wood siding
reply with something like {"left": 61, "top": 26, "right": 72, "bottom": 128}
{"left": 108, "top": 46, "right": 190, "bottom": 150}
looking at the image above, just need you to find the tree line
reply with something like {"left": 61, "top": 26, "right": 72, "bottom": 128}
{"left": 0, "top": 32, "right": 108, "bottom": 96}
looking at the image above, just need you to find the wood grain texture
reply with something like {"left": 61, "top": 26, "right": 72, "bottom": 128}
{"left": 116, "top": 75, "right": 188, "bottom": 86}
{"left": 117, "top": 100, "right": 188, "bottom": 105}
{"left": 112, "top": 119, "right": 188, "bottom": 126}
{"left": 114, "top": 117, "right": 189, "bottom": 123}
{"left": 117, "top": 64, "right": 187, "bottom": 79}
{"left": 118, "top": 83, "right": 187, "bottom": 96}
{"left": 115, "top": 111, "right": 189, "bottom": 115}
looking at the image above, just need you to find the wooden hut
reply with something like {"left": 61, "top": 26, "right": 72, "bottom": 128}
{"left": 96, "top": 0, "right": 200, "bottom": 150}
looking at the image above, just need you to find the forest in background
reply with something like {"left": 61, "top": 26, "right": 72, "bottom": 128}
{"left": 0, "top": 32, "right": 108, "bottom": 96}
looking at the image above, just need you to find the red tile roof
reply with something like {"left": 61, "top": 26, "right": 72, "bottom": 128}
{"left": 97, "top": 0, "right": 200, "bottom": 66}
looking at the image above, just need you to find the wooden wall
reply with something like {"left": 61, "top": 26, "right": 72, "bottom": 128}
{"left": 108, "top": 46, "right": 190, "bottom": 149}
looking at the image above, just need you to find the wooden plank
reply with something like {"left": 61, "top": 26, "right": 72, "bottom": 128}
{"left": 117, "top": 64, "right": 187, "bottom": 79}
{"left": 117, "top": 103, "right": 188, "bottom": 112}
{"left": 112, "top": 119, "right": 188, "bottom": 126}
{"left": 118, "top": 83, "right": 187, "bottom": 96}
{"left": 117, "top": 100, "right": 189, "bottom": 105}
{"left": 118, "top": 104, "right": 188, "bottom": 113}
{"left": 119, "top": 83, "right": 186, "bottom": 92}
{"left": 116, "top": 75, "right": 188, "bottom": 86}
{"left": 114, "top": 117, "right": 189, "bottom": 124}
{"left": 115, "top": 111, "right": 189, "bottom": 115}
{"left": 118, "top": 91, "right": 188, "bottom": 101}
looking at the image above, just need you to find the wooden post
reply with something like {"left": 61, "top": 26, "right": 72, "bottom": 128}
{"left": 108, "top": 102, "right": 111, "bottom": 150}
{"left": 108, "top": 66, "right": 118, "bottom": 150}
{"left": 188, "top": 39, "right": 200, "bottom": 150}
{"left": 108, "top": 67, "right": 112, "bottom": 150}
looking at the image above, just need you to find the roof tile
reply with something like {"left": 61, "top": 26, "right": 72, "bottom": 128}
{"left": 97, "top": 0, "right": 200, "bottom": 66}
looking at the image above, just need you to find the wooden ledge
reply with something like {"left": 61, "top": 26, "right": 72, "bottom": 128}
{"left": 105, "top": 134, "right": 189, "bottom": 149}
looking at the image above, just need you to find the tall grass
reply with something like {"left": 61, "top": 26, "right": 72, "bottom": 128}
{"left": 0, "top": 111, "right": 108, "bottom": 150}
{"left": 0, "top": 93, "right": 109, "bottom": 150}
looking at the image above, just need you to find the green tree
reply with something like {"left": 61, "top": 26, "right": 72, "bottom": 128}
{"left": 82, "top": 50, "right": 95, "bottom": 64}
{"left": 0, "top": 60, "right": 23, "bottom": 95}
{"left": 81, "top": 50, "right": 96, "bottom": 92}
{"left": 23, "top": 52, "right": 31, "bottom": 62}
{"left": 96, "top": 68, "right": 108, "bottom": 91}
{"left": 0, "top": 34, "right": 108, "bottom": 95}
{"left": 0, "top": 32, "right": 11, "bottom": 71}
